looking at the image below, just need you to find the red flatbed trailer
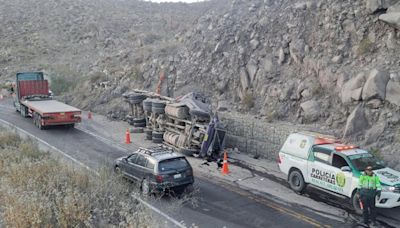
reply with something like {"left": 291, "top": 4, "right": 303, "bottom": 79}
{"left": 14, "top": 73, "right": 81, "bottom": 129}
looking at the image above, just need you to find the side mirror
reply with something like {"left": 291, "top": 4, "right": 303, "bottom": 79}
{"left": 123, "top": 158, "right": 128, "bottom": 162}
{"left": 341, "top": 166, "right": 351, "bottom": 172}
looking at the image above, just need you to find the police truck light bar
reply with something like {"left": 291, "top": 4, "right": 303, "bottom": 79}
{"left": 335, "top": 145, "right": 357, "bottom": 151}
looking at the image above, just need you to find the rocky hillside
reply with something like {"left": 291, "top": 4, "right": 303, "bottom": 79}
{"left": 1, "top": 0, "right": 400, "bottom": 167}
{"left": 142, "top": 0, "right": 400, "bottom": 168}
{"left": 0, "top": 0, "right": 228, "bottom": 91}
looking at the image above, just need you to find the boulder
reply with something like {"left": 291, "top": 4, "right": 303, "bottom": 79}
{"left": 278, "top": 48, "right": 285, "bottom": 65}
{"left": 246, "top": 59, "right": 259, "bottom": 82}
{"left": 386, "top": 79, "right": 400, "bottom": 106}
{"left": 331, "top": 55, "right": 343, "bottom": 64}
{"left": 239, "top": 68, "right": 250, "bottom": 91}
{"left": 379, "top": 13, "right": 400, "bottom": 30}
{"left": 366, "top": 99, "right": 382, "bottom": 109}
{"left": 365, "top": 122, "right": 386, "bottom": 144}
{"left": 361, "top": 69, "right": 389, "bottom": 101}
{"left": 343, "top": 105, "right": 369, "bottom": 138}
{"left": 388, "top": 2, "right": 400, "bottom": 13}
{"left": 366, "top": 0, "right": 396, "bottom": 14}
{"left": 300, "top": 100, "right": 320, "bottom": 121}
{"left": 260, "top": 57, "right": 273, "bottom": 73}
{"left": 289, "top": 39, "right": 305, "bottom": 64}
{"left": 366, "top": 0, "right": 384, "bottom": 14}
{"left": 250, "top": 39, "right": 260, "bottom": 50}
{"left": 341, "top": 73, "right": 366, "bottom": 103}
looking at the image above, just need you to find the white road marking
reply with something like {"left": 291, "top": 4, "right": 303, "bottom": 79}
{"left": 75, "top": 126, "right": 132, "bottom": 153}
{"left": 0, "top": 117, "right": 186, "bottom": 228}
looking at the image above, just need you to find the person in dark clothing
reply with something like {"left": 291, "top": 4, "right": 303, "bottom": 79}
{"left": 357, "top": 166, "right": 381, "bottom": 226}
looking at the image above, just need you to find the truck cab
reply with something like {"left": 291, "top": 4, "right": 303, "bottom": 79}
{"left": 278, "top": 132, "right": 400, "bottom": 213}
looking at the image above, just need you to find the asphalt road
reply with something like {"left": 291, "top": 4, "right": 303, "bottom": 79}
{"left": 0, "top": 99, "right": 363, "bottom": 228}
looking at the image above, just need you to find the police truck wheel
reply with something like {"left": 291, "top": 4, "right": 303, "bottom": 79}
{"left": 288, "top": 170, "right": 306, "bottom": 193}
{"left": 351, "top": 193, "right": 363, "bottom": 215}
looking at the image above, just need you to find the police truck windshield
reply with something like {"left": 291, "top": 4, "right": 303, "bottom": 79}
{"left": 348, "top": 153, "right": 385, "bottom": 171}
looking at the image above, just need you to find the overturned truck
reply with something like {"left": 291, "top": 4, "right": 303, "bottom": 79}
{"left": 123, "top": 90, "right": 226, "bottom": 158}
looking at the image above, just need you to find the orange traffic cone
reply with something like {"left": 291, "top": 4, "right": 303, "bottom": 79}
{"left": 222, "top": 151, "right": 229, "bottom": 175}
{"left": 88, "top": 111, "right": 92, "bottom": 120}
{"left": 125, "top": 129, "right": 131, "bottom": 144}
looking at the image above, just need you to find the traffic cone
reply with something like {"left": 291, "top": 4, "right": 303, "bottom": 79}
{"left": 88, "top": 111, "right": 92, "bottom": 120}
{"left": 125, "top": 129, "right": 131, "bottom": 144}
{"left": 222, "top": 151, "right": 229, "bottom": 175}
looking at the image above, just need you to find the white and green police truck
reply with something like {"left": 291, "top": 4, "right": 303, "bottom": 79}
{"left": 278, "top": 132, "right": 400, "bottom": 213}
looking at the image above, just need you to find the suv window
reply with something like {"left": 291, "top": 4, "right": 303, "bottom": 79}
{"left": 146, "top": 159, "right": 155, "bottom": 170}
{"left": 135, "top": 155, "right": 147, "bottom": 167}
{"left": 127, "top": 154, "right": 138, "bottom": 164}
{"left": 159, "top": 157, "right": 190, "bottom": 172}
{"left": 332, "top": 154, "right": 349, "bottom": 169}
{"left": 313, "top": 147, "right": 331, "bottom": 164}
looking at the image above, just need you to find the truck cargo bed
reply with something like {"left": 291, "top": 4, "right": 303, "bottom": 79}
{"left": 22, "top": 100, "right": 80, "bottom": 114}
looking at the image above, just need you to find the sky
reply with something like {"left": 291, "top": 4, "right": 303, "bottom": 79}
{"left": 147, "top": 0, "right": 207, "bottom": 3}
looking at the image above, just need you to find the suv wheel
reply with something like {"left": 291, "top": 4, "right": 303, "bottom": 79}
{"left": 351, "top": 193, "right": 363, "bottom": 215}
{"left": 288, "top": 170, "right": 306, "bottom": 193}
{"left": 141, "top": 179, "right": 150, "bottom": 196}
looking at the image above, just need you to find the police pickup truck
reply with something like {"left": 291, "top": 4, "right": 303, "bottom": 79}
{"left": 278, "top": 132, "right": 400, "bottom": 213}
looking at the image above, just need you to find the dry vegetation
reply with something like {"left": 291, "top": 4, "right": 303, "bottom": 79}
{"left": 0, "top": 129, "right": 156, "bottom": 227}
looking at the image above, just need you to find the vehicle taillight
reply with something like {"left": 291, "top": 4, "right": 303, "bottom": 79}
{"left": 156, "top": 175, "right": 164, "bottom": 183}
{"left": 185, "top": 169, "right": 193, "bottom": 176}
{"left": 277, "top": 155, "right": 282, "bottom": 164}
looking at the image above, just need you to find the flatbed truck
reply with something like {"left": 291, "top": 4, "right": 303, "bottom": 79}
{"left": 13, "top": 72, "right": 81, "bottom": 129}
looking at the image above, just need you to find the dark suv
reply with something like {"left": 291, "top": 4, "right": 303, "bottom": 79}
{"left": 114, "top": 146, "right": 194, "bottom": 195}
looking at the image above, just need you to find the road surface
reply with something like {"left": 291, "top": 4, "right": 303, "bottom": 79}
{"left": 0, "top": 99, "right": 379, "bottom": 228}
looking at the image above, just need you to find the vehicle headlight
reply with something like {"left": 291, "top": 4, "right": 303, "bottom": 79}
{"left": 382, "top": 186, "right": 396, "bottom": 192}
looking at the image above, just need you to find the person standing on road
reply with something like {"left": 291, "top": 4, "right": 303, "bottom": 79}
{"left": 357, "top": 166, "right": 381, "bottom": 226}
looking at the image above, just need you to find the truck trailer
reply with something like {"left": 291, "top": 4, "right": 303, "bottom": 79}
{"left": 13, "top": 72, "right": 81, "bottom": 129}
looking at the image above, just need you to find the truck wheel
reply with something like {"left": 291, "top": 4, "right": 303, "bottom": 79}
{"left": 351, "top": 193, "right": 363, "bottom": 215}
{"left": 37, "top": 116, "right": 43, "bottom": 130}
{"left": 152, "top": 107, "right": 165, "bottom": 114}
{"left": 152, "top": 138, "right": 163, "bottom": 144}
{"left": 20, "top": 106, "right": 28, "bottom": 118}
{"left": 133, "top": 122, "right": 146, "bottom": 128}
{"left": 288, "top": 170, "right": 306, "bottom": 193}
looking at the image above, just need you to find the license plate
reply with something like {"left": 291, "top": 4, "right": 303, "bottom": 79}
{"left": 173, "top": 174, "right": 182, "bottom": 179}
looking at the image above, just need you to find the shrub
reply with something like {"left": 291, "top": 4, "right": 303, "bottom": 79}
{"left": 242, "top": 92, "right": 255, "bottom": 109}
{"left": 357, "top": 37, "right": 374, "bottom": 55}
{"left": 0, "top": 130, "right": 156, "bottom": 227}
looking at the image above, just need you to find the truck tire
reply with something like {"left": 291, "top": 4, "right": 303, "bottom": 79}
{"left": 351, "top": 192, "right": 363, "bottom": 215}
{"left": 132, "top": 118, "right": 146, "bottom": 124}
{"left": 152, "top": 100, "right": 166, "bottom": 108}
{"left": 152, "top": 137, "right": 163, "bottom": 144}
{"left": 152, "top": 107, "right": 165, "bottom": 114}
{"left": 130, "top": 127, "right": 144, "bottom": 133}
{"left": 133, "top": 122, "right": 146, "bottom": 128}
{"left": 20, "top": 106, "right": 28, "bottom": 118}
{"left": 152, "top": 131, "right": 164, "bottom": 139}
{"left": 143, "top": 99, "right": 153, "bottom": 112}
{"left": 288, "top": 170, "right": 306, "bottom": 193}
{"left": 144, "top": 128, "right": 153, "bottom": 140}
